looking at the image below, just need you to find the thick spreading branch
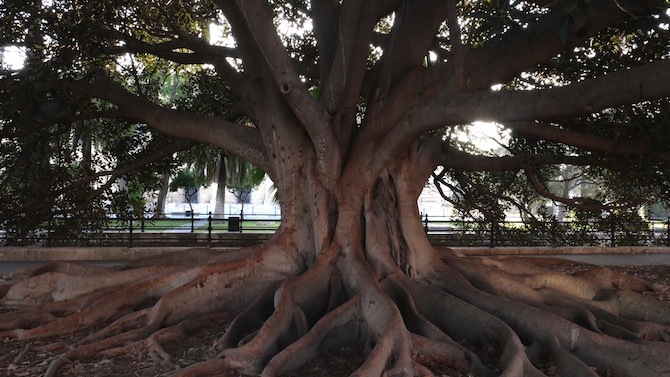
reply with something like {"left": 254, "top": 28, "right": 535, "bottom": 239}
{"left": 476, "top": 58, "right": 670, "bottom": 122}
{"left": 104, "top": 30, "right": 247, "bottom": 96}
{"left": 225, "top": 0, "right": 339, "bottom": 177}
{"left": 460, "top": 3, "right": 630, "bottom": 90}
{"left": 506, "top": 121, "right": 670, "bottom": 162}
{"left": 377, "top": 58, "right": 670, "bottom": 169}
{"left": 422, "top": 138, "right": 592, "bottom": 172}
{"left": 5, "top": 74, "right": 270, "bottom": 172}
{"left": 363, "top": 0, "right": 446, "bottom": 137}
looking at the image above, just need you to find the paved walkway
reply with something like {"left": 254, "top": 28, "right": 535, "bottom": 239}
{"left": 2, "top": 251, "right": 669, "bottom": 278}
{"left": 1, "top": 260, "right": 124, "bottom": 278}
{"left": 164, "top": 220, "right": 208, "bottom": 233}
{"left": 532, "top": 253, "right": 670, "bottom": 266}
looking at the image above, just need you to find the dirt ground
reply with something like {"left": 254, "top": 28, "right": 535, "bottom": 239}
{"left": 1, "top": 260, "right": 669, "bottom": 377}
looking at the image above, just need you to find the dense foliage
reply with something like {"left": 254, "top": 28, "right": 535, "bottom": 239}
{"left": 1, "top": 0, "right": 669, "bottom": 236}
{"left": 3, "top": 2, "right": 670, "bottom": 377}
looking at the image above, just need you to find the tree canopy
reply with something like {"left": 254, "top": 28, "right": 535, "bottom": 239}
{"left": 2, "top": 1, "right": 670, "bottom": 376}
{"left": 1, "top": 0, "right": 669, "bottom": 230}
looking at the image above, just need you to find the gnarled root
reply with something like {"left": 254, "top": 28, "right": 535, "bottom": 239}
{"left": 2, "top": 244, "right": 670, "bottom": 377}
{"left": 433, "top": 255, "right": 670, "bottom": 376}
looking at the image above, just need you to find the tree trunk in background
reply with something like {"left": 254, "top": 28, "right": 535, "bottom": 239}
{"left": 152, "top": 73, "right": 179, "bottom": 219}
{"left": 81, "top": 129, "right": 92, "bottom": 175}
{"left": 154, "top": 172, "right": 170, "bottom": 218}
{"left": 214, "top": 154, "right": 227, "bottom": 216}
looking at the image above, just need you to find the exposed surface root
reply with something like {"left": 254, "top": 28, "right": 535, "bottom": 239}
{"left": 432, "top": 255, "right": 670, "bottom": 376}
{"left": 1, "top": 245, "right": 670, "bottom": 377}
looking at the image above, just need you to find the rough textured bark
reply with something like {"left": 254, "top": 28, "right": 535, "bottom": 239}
{"left": 3, "top": 148, "right": 670, "bottom": 376}
{"left": 2, "top": 1, "right": 670, "bottom": 376}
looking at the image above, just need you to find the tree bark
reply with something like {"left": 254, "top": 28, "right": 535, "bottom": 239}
{"left": 155, "top": 171, "right": 170, "bottom": 219}
{"left": 214, "top": 154, "right": 227, "bottom": 216}
{"left": 2, "top": 147, "right": 670, "bottom": 376}
{"left": 2, "top": 2, "right": 670, "bottom": 376}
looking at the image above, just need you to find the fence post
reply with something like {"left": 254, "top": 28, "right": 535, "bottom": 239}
{"left": 191, "top": 211, "right": 195, "bottom": 233}
{"left": 550, "top": 219, "right": 557, "bottom": 247}
{"left": 610, "top": 214, "right": 616, "bottom": 247}
{"left": 141, "top": 218, "right": 145, "bottom": 233}
{"left": 423, "top": 214, "right": 429, "bottom": 233}
{"left": 490, "top": 220, "right": 496, "bottom": 248}
{"left": 666, "top": 218, "right": 670, "bottom": 247}
{"left": 128, "top": 216, "right": 134, "bottom": 248}
{"left": 207, "top": 212, "right": 212, "bottom": 247}
{"left": 46, "top": 218, "right": 52, "bottom": 247}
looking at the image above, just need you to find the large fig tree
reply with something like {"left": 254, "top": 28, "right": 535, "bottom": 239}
{"left": 2, "top": 1, "right": 670, "bottom": 376}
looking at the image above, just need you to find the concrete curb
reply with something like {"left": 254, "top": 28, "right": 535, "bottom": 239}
{"left": 450, "top": 246, "right": 670, "bottom": 256}
{"left": 0, "top": 247, "right": 200, "bottom": 261}
{"left": 1, "top": 246, "right": 670, "bottom": 261}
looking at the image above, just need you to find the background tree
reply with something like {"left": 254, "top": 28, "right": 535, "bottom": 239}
{"left": 154, "top": 69, "right": 184, "bottom": 218}
{"left": 168, "top": 169, "right": 208, "bottom": 216}
{"left": 2, "top": 1, "right": 670, "bottom": 377}
{"left": 225, "top": 155, "right": 267, "bottom": 218}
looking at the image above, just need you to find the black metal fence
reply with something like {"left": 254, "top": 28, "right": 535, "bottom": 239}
{"left": 423, "top": 216, "right": 670, "bottom": 247}
{"left": 2, "top": 214, "right": 669, "bottom": 248}
{"left": 0, "top": 214, "right": 279, "bottom": 247}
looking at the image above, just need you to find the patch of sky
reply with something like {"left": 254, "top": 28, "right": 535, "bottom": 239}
{"left": 1, "top": 46, "right": 27, "bottom": 70}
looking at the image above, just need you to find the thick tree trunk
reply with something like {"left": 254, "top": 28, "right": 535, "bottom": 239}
{"left": 2, "top": 153, "right": 670, "bottom": 377}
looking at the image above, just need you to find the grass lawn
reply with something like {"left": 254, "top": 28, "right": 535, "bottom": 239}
{"left": 107, "top": 219, "right": 191, "bottom": 231}
{"left": 198, "top": 220, "right": 280, "bottom": 233}
{"left": 105, "top": 218, "right": 278, "bottom": 233}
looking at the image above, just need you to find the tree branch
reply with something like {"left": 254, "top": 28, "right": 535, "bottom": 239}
{"left": 0, "top": 110, "right": 125, "bottom": 139}
{"left": 11, "top": 74, "right": 271, "bottom": 172}
{"left": 311, "top": 0, "right": 341, "bottom": 84}
{"left": 436, "top": 0, "right": 657, "bottom": 92}
{"left": 383, "top": 58, "right": 670, "bottom": 162}
{"left": 372, "top": 3, "right": 670, "bottom": 176}
{"left": 422, "top": 139, "right": 592, "bottom": 173}
{"left": 227, "top": 0, "right": 333, "bottom": 149}
{"left": 523, "top": 167, "right": 636, "bottom": 211}
{"left": 5, "top": 140, "right": 196, "bottom": 216}
{"left": 468, "top": 59, "right": 670, "bottom": 122}
{"left": 505, "top": 121, "right": 670, "bottom": 162}
{"left": 443, "top": 0, "right": 465, "bottom": 87}
{"left": 318, "top": 0, "right": 399, "bottom": 113}
{"left": 435, "top": 168, "right": 538, "bottom": 221}
{"left": 81, "top": 140, "right": 195, "bottom": 203}
{"left": 105, "top": 29, "right": 247, "bottom": 96}
{"left": 461, "top": 5, "right": 619, "bottom": 90}
{"left": 107, "top": 31, "right": 239, "bottom": 62}
{"left": 363, "top": 0, "right": 446, "bottom": 135}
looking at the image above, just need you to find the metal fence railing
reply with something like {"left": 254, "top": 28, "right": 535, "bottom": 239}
{"left": 2, "top": 214, "right": 669, "bottom": 248}
{"left": 422, "top": 216, "right": 670, "bottom": 247}
{"left": 0, "top": 214, "right": 279, "bottom": 248}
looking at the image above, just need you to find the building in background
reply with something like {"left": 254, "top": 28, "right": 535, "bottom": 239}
{"left": 163, "top": 176, "right": 279, "bottom": 218}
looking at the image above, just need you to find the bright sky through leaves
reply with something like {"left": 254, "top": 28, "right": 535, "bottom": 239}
{"left": 1, "top": 46, "right": 26, "bottom": 70}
